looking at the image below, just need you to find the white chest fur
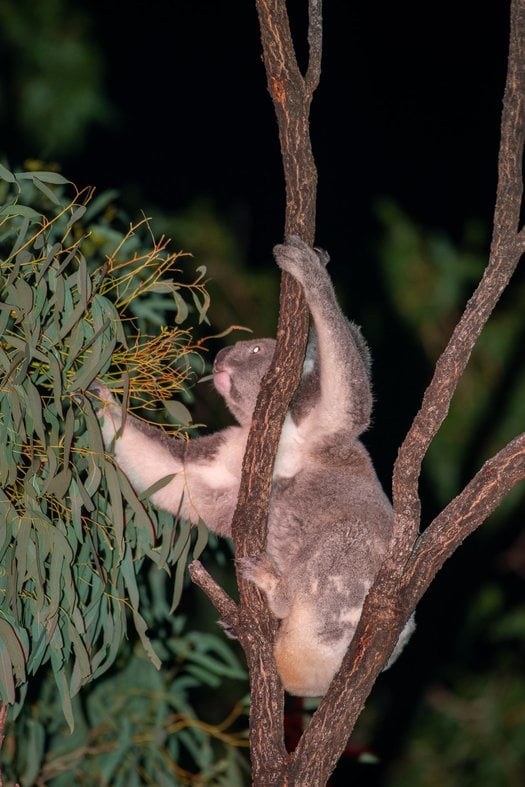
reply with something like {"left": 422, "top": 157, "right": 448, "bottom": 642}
{"left": 273, "top": 413, "right": 306, "bottom": 480}
{"left": 190, "top": 427, "right": 246, "bottom": 490}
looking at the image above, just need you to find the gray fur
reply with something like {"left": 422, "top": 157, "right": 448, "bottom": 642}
{"left": 94, "top": 236, "right": 412, "bottom": 695}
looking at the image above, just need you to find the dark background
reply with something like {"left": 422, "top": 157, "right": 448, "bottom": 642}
{"left": 74, "top": 0, "right": 507, "bottom": 262}
{"left": 2, "top": 0, "right": 508, "bottom": 265}
{"left": 58, "top": 0, "right": 510, "bottom": 468}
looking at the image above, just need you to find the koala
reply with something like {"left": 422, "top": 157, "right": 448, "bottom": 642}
{"left": 92, "top": 236, "right": 412, "bottom": 696}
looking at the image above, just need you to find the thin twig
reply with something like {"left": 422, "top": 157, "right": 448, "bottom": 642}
{"left": 188, "top": 560, "right": 238, "bottom": 623}
{"left": 305, "top": 0, "right": 323, "bottom": 92}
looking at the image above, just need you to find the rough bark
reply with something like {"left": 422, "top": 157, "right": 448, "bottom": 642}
{"left": 191, "top": 1, "right": 322, "bottom": 783}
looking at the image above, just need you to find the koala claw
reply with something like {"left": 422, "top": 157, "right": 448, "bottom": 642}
{"left": 217, "top": 619, "right": 239, "bottom": 640}
{"left": 314, "top": 246, "right": 330, "bottom": 267}
{"left": 274, "top": 236, "right": 326, "bottom": 284}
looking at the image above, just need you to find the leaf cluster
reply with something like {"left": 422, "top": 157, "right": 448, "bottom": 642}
{"left": 4, "top": 597, "right": 249, "bottom": 787}
{"left": 0, "top": 166, "right": 212, "bottom": 728}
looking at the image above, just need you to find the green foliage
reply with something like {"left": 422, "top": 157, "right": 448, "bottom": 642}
{"left": 389, "top": 671, "right": 525, "bottom": 787}
{"left": 0, "top": 167, "right": 250, "bottom": 785}
{"left": 5, "top": 600, "right": 248, "bottom": 786}
{"left": 149, "top": 201, "right": 281, "bottom": 339}
{"left": 388, "top": 580, "right": 525, "bottom": 786}
{"left": 0, "top": 165, "right": 214, "bottom": 727}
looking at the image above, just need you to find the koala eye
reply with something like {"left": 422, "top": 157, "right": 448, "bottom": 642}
{"left": 251, "top": 345, "right": 261, "bottom": 354}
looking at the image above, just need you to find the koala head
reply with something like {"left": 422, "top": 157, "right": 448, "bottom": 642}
{"left": 213, "top": 338, "right": 276, "bottom": 424}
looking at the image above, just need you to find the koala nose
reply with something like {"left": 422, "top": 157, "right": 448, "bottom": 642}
{"left": 214, "top": 346, "right": 232, "bottom": 370}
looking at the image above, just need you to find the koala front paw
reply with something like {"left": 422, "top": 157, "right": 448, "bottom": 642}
{"left": 273, "top": 235, "right": 327, "bottom": 287}
{"left": 88, "top": 380, "right": 116, "bottom": 405}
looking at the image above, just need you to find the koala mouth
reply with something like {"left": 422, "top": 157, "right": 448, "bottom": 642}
{"left": 213, "top": 366, "right": 231, "bottom": 395}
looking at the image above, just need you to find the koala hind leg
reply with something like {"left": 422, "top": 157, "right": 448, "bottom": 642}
{"left": 273, "top": 597, "right": 350, "bottom": 697}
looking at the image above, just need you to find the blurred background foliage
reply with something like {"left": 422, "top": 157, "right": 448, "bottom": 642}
{"left": 0, "top": 0, "right": 524, "bottom": 785}
{"left": 0, "top": 0, "right": 112, "bottom": 157}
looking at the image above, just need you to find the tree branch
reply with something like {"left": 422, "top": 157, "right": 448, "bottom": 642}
{"left": 190, "top": 5, "right": 322, "bottom": 780}
{"left": 224, "top": 2, "right": 323, "bottom": 783}
{"left": 305, "top": 0, "right": 323, "bottom": 94}
{"left": 287, "top": 432, "right": 525, "bottom": 784}
{"left": 191, "top": 2, "right": 525, "bottom": 785}
{"left": 403, "top": 431, "right": 525, "bottom": 605}
{"left": 391, "top": 0, "right": 525, "bottom": 552}
{"left": 188, "top": 560, "right": 238, "bottom": 624}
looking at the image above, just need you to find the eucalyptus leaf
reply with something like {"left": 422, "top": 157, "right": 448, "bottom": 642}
{"left": 0, "top": 162, "right": 17, "bottom": 183}
{"left": 66, "top": 205, "right": 87, "bottom": 230}
{"left": 16, "top": 170, "right": 71, "bottom": 185}
{"left": 32, "top": 176, "right": 62, "bottom": 205}
{"left": 164, "top": 399, "right": 193, "bottom": 426}
{"left": 18, "top": 720, "right": 46, "bottom": 787}
{"left": 191, "top": 286, "right": 211, "bottom": 323}
{"left": 0, "top": 618, "right": 29, "bottom": 683}
{"left": 0, "top": 643, "right": 16, "bottom": 703}
{"left": 193, "top": 519, "right": 209, "bottom": 561}
{"left": 170, "top": 528, "right": 192, "bottom": 613}
{"left": 0, "top": 204, "right": 41, "bottom": 220}
{"left": 172, "top": 289, "right": 190, "bottom": 324}
{"left": 105, "top": 462, "right": 125, "bottom": 557}
{"left": 51, "top": 652, "right": 75, "bottom": 732}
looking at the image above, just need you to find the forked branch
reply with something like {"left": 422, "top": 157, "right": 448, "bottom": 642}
{"left": 391, "top": 0, "right": 525, "bottom": 549}
{"left": 289, "top": 3, "right": 525, "bottom": 782}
